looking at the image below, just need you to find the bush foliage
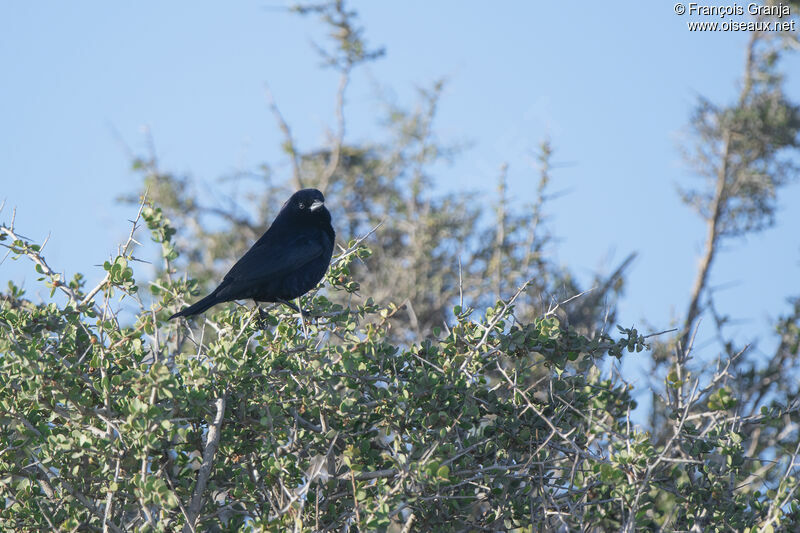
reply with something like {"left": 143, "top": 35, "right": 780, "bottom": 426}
{"left": 1, "top": 202, "right": 798, "bottom": 532}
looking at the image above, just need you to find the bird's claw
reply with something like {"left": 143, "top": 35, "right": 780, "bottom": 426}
{"left": 256, "top": 306, "right": 270, "bottom": 330}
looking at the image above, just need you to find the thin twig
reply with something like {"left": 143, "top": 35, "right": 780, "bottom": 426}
{"left": 265, "top": 84, "right": 303, "bottom": 190}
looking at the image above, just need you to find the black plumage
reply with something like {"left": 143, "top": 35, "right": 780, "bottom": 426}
{"left": 169, "top": 188, "right": 335, "bottom": 319}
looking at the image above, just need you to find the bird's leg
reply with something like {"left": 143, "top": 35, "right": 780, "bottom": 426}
{"left": 276, "top": 298, "right": 308, "bottom": 336}
{"left": 277, "top": 298, "right": 301, "bottom": 313}
{"left": 255, "top": 301, "right": 269, "bottom": 330}
{"left": 278, "top": 298, "right": 315, "bottom": 318}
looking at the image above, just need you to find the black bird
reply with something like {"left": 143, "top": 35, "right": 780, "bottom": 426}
{"left": 169, "top": 188, "right": 335, "bottom": 320}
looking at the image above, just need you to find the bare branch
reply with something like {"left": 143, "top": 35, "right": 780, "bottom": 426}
{"left": 183, "top": 395, "right": 227, "bottom": 533}
{"left": 318, "top": 66, "right": 350, "bottom": 193}
{"left": 265, "top": 85, "right": 303, "bottom": 190}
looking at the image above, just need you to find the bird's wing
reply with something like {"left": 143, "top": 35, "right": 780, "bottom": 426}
{"left": 223, "top": 232, "right": 325, "bottom": 284}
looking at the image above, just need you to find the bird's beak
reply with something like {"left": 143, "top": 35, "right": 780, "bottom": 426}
{"left": 309, "top": 199, "right": 324, "bottom": 212}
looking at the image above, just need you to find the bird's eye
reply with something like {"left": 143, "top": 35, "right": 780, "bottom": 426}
{"left": 298, "top": 202, "right": 305, "bottom": 209}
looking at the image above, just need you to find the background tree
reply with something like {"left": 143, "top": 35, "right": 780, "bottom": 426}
{"left": 642, "top": 5, "right": 800, "bottom": 529}
{"left": 1, "top": 1, "right": 800, "bottom": 531}
{"left": 121, "top": 2, "right": 631, "bottom": 342}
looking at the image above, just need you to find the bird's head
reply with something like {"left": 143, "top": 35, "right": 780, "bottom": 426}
{"left": 281, "top": 188, "right": 330, "bottom": 223}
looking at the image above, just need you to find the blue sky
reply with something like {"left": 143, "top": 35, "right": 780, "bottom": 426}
{"left": 2, "top": 2, "right": 799, "bottom": 378}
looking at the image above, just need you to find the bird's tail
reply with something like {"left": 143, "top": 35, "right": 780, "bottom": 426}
{"left": 169, "top": 291, "right": 220, "bottom": 320}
